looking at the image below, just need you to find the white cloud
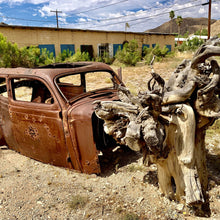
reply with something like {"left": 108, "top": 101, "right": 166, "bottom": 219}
{"left": 198, "top": 7, "right": 206, "bottom": 14}
{"left": 0, "top": 0, "right": 220, "bottom": 32}
{"left": 0, "top": 0, "right": 49, "bottom": 4}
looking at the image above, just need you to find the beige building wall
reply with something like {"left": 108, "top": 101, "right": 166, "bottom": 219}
{"left": 0, "top": 25, "right": 175, "bottom": 57}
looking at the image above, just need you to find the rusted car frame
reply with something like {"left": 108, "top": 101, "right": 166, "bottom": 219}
{"left": 0, "top": 62, "right": 124, "bottom": 174}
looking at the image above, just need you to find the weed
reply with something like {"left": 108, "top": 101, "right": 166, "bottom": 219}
{"left": 206, "top": 120, "right": 220, "bottom": 140}
{"left": 68, "top": 195, "right": 88, "bottom": 210}
{"left": 116, "top": 206, "right": 123, "bottom": 214}
{"left": 127, "top": 164, "right": 145, "bottom": 172}
{"left": 120, "top": 212, "right": 140, "bottom": 220}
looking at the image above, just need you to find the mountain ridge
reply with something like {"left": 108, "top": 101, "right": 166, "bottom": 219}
{"left": 145, "top": 17, "right": 217, "bottom": 35}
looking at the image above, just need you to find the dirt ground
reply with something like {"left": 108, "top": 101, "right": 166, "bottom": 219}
{"left": 0, "top": 54, "right": 220, "bottom": 219}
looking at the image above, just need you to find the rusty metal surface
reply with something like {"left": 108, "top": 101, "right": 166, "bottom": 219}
{"left": 0, "top": 62, "right": 123, "bottom": 174}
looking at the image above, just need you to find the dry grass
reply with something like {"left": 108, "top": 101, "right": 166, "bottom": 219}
{"left": 206, "top": 119, "right": 220, "bottom": 154}
{"left": 111, "top": 51, "right": 194, "bottom": 94}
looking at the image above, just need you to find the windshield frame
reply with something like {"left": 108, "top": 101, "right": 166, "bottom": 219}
{"left": 54, "top": 69, "right": 118, "bottom": 103}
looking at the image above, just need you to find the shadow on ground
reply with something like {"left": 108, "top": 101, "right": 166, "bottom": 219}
{"left": 207, "top": 152, "right": 220, "bottom": 186}
{"left": 99, "top": 146, "right": 142, "bottom": 177}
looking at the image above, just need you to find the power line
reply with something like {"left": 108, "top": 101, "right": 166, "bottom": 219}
{"left": 0, "top": 0, "right": 129, "bottom": 26}
{"left": 130, "top": 0, "right": 216, "bottom": 26}
{"left": 74, "top": 0, "right": 128, "bottom": 15}
{"left": 71, "top": 0, "right": 203, "bottom": 27}
{"left": 67, "top": 0, "right": 168, "bottom": 25}
{"left": 88, "top": 1, "right": 209, "bottom": 29}
{"left": 0, "top": 0, "right": 219, "bottom": 29}
{"left": 0, "top": 14, "right": 54, "bottom": 23}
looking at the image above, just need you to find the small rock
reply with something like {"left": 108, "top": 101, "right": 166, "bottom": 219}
{"left": 137, "top": 197, "right": 144, "bottom": 204}
{"left": 90, "top": 174, "right": 97, "bottom": 178}
{"left": 176, "top": 203, "right": 184, "bottom": 211}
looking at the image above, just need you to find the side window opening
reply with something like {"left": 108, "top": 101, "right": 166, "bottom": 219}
{"left": 57, "top": 74, "right": 84, "bottom": 100}
{"left": 56, "top": 71, "right": 114, "bottom": 101}
{"left": 85, "top": 71, "right": 113, "bottom": 92}
{"left": 11, "top": 78, "right": 54, "bottom": 104}
{"left": 0, "top": 77, "right": 8, "bottom": 98}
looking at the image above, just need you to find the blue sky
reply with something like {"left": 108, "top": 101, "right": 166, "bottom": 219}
{"left": 0, "top": 0, "right": 219, "bottom": 32}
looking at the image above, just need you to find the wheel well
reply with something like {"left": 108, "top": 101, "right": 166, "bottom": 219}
{"left": 91, "top": 113, "right": 116, "bottom": 152}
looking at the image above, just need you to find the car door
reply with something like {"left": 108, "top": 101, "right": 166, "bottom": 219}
{"left": 8, "top": 76, "right": 72, "bottom": 168}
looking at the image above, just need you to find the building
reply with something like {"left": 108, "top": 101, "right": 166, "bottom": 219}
{"left": 0, "top": 24, "right": 175, "bottom": 58}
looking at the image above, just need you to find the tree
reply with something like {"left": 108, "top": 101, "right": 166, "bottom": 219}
{"left": 176, "top": 16, "right": 183, "bottom": 45}
{"left": 169, "top": 10, "right": 175, "bottom": 33}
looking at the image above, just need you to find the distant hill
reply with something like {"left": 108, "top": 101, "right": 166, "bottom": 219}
{"left": 211, "top": 20, "right": 220, "bottom": 36}
{"left": 145, "top": 17, "right": 217, "bottom": 35}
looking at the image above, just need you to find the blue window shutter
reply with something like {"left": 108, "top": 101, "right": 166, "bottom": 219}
{"left": 142, "top": 44, "right": 150, "bottom": 49}
{"left": 113, "top": 44, "right": 123, "bottom": 56}
{"left": 166, "top": 44, "right": 172, "bottom": 52}
{"left": 142, "top": 44, "right": 150, "bottom": 56}
{"left": 152, "top": 44, "right": 156, "bottom": 48}
{"left": 60, "top": 44, "right": 75, "bottom": 55}
{"left": 39, "top": 44, "right": 55, "bottom": 56}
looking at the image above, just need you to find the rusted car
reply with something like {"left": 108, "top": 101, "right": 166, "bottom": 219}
{"left": 0, "top": 62, "right": 124, "bottom": 174}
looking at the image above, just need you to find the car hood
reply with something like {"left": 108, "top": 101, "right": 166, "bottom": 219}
{"left": 67, "top": 89, "right": 118, "bottom": 120}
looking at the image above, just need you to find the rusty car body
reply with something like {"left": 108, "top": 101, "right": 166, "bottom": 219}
{"left": 0, "top": 62, "right": 124, "bottom": 174}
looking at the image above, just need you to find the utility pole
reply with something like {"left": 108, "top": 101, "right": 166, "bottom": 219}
{"left": 50, "top": 9, "right": 62, "bottom": 28}
{"left": 202, "top": 0, "right": 212, "bottom": 39}
{"left": 208, "top": 0, "right": 212, "bottom": 39}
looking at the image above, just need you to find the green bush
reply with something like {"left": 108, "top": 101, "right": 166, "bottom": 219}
{"left": 0, "top": 33, "right": 55, "bottom": 67}
{"left": 19, "top": 46, "right": 40, "bottom": 67}
{"left": 115, "top": 40, "right": 141, "bottom": 66}
{"left": 195, "top": 29, "right": 208, "bottom": 36}
{"left": 0, "top": 34, "right": 20, "bottom": 67}
{"left": 66, "top": 49, "right": 91, "bottom": 62}
{"left": 143, "top": 44, "right": 169, "bottom": 65}
{"left": 95, "top": 51, "right": 114, "bottom": 64}
{"left": 177, "top": 37, "right": 204, "bottom": 52}
{"left": 56, "top": 49, "right": 73, "bottom": 63}
{"left": 38, "top": 48, "right": 54, "bottom": 66}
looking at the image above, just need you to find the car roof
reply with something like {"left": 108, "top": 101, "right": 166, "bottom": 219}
{"left": 0, "top": 62, "right": 116, "bottom": 80}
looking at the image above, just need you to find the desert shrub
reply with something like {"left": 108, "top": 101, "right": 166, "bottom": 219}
{"left": 37, "top": 48, "right": 54, "bottom": 66}
{"left": 177, "top": 37, "right": 204, "bottom": 52}
{"left": 195, "top": 29, "right": 208, "bottom": 36}
{"left": 66, "top": 49, "right": 91, "bottom": 62}
{"left": 0, "top": 34, "right": 20, "bottom": 67}
{"left": 68, "top": 195, "right": 88, "bottom": 209}
{"left": 95, "top": 51, "right": 114, "bottom": 64}
{"left": 20, "top": 46, "right": 53, "bottom": 67}
{"left": 120, "top": 212, "right": 139, "bottom": 220}
{"left": 19, "top": 46, "right": 39, "bottom": 67}
{"left": 56, "top": 49, "right": 73, "bottom": 63}
{"left": 115, "top": 40, "right": 141, "bottom": 66}
{"left": 0, "top": 33, "right": 54, "bottom": 67}
{"left": 143, "top": 44, "right": 169, "bottom": 65}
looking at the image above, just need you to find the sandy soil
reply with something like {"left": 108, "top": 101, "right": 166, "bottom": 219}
{"left": 0, "top": 56, "right": 220, "bottom": 219}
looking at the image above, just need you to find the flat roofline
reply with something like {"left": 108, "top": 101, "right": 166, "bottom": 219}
{"left": 0, "top": 24, "right": 175, "bottom": 36}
